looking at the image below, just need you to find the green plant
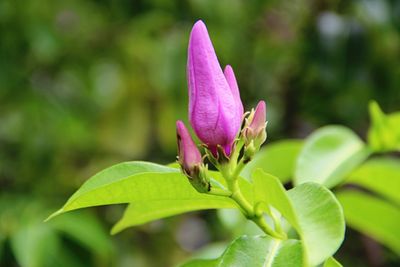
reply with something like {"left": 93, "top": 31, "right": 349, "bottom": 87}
{"left": 47, "top": 21, "right": 346, "bottom": 267}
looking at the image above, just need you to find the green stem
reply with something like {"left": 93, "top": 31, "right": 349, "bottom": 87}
{"left": 208, "top": 187, "right": 232, "bottom": 197}
{"left": 227, "top": 179, "right": 285, "bottom": 240}
{"left": 208, "top": 138, "right": 286, "bottom": 240}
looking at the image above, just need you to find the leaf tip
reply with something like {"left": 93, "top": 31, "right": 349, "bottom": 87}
{"left": 44, "top": 209, "right": 64, "bottom": 222}
{"left": 110, "top": 223, "right": 123, "bottom": 235}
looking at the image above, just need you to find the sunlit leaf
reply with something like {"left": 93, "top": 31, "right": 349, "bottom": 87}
{"left": 346, "top": 158, "right": 400, "bottom": 205}
{"left": 252, "top": 170, "right": 345, "bottom": 266}
{"left": 241, "top": 140, "right": 303, "bottom": 183}
{"left": 323, "top": 257, "right": 342, "bottom": 267}
{"left": 180, "top": 235, "right": 303, "bottom": 267}
{"left": 295, "top": 126, "right": 371, "bottom": 188}
{"left": 337, "top": 190, "right": 400, "bottom": 254}
{"left": 47, "top": 162, "right": 236, "bottom": 223}
{"left": 112, "top": 199, "right": 236, "bottom": 234}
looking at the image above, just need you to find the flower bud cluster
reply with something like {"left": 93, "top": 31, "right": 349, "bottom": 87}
{"left": 176, "top": 20, "right": 267, "bottom": 193}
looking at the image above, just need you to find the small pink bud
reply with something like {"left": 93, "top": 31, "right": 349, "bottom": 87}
{"left": 176, "top": 120, "right": 202, "bottom": 173}
{"left": 244, "top": 101, "right": 267, "bottom": 148}
{"left": 187, "top": 20, "right": 243, "bottom": 156}
{"left": 249, "top": 101, "right": 266, "bottom": 136}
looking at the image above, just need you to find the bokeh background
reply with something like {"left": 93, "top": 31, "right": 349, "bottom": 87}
{"left": 1, "top": 0, "right": 399, "bottom": 266}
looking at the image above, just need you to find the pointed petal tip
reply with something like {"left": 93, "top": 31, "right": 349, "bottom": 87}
{"left": 193, "top": 20, "right": 206, "bottom": 29}
{"left": 176, "top": 120, "right": 184, "bottom": 129}
{"left": 224, "top": 65, "right": 233, "bottom": 73}
{"left": 191, "top": 20, "right": 208, "bottom": 36}
{"left": 257, "top": 100, "right": 266, "bottom": 111}
{"left": 176, "top": 120, "right": 189, "bottom": 136}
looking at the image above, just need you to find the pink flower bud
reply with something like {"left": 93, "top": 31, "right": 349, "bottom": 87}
{"left": 176, "top": 120, "right": 202, "bottom": 173}
{"left": 187, "top": 20, "right": 243, "bottom": 156}
{"left": 249, "top": 101, "right": 266, "bottom": 135}
{"left": 244, "top": 101, "right": 267, "bottom": 147}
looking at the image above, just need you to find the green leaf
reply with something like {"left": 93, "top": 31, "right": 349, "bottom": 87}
{"left": 346, "top": 158, "right": 400, "bottom": 205}
{"left": 11, "top": 222, "right": 61, "bottom": 267}
{"left": 47, "top": 161, "right": 236, "bottom": 226}
{"left": 111, "top": 169, "right": 254, "bottom": 234}
{"left": 112, "top": 199, "right": 236, "bottom": 234}
{"left": 288, "top": 182, "right": 345, "bottom": 266}
{"left": 337, "top": 190, "right": 400, "bottom": 254}
{"left": 49, "top": 211, "right": 114, "bottom": 258}
{"left": 252, "top": 170, "right": 345, "bottom": 266}
{"left": 241, "top": 140, "right": 303, "bottom": 183}
{"left": 181, "top": 235, "right": 303, "bottom": 267}
{"left": 367, "top": 101, "right": 400, "bottom": 152}
{"left": 323, "top": 257, "right": 342, "bottom": 267}
{"left": 295, "top": 126, "right": 371, "bottom": 188}
{"left": 252, "top": 171, "right": 298, "bottom": 229}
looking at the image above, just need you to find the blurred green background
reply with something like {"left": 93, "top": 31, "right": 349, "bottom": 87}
{"left": 0, "top": 0, "right": 399, "bottom": 266}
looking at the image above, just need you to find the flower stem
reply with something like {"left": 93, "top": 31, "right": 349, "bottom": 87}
{"left": 227, "top": 179, "right": 285, "bottom": 239}
{"left": 207, "top": 138, "right": 286, "bottom": 239}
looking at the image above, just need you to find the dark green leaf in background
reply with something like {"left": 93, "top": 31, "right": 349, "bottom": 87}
{"left": 346, "top": 158, "right": 400, "bottom": 205}
{"left": 241, "top": 140, "right": 303, "bottom": 183}
{"left": 337, "top": 191, "right": 400, "bottom": 254}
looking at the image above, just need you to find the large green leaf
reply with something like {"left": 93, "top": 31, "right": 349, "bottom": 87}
{"left": 180, "top": 235, "right": 303, "bottom": 267}
{"left": 252, "top": 171, "right": 297, "bottom": 229}
{"left": 252, "top": 170, "right": 345, "bottom": 266}
{"left": 346, "top": 158, "right": 400, "bottom": 205}
{"left": 295, "top": 126, "right": 371, "bottom": 188}
{"left": 287, "top": 183, "right": 345, "bottom": 266}
{"left": 111, "top": 199, "right": 236, "bottom": 234}
{"left": 337, "top": 190, "right": 400, "bottom": 254}
{"left": 241, "top": 140, "right": 303, "bottom": 183}
{"left": 47, "top": 161, "right": 235, "bottom": 220}
{"left": 111, "top": 172, "right": 254, "bottom": 233}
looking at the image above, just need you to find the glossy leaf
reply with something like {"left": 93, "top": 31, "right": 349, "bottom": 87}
{"left": 252, "top": 170, "right": 345, "bottom": 266}
{"left": 252, "top": 171, "right": 297, "bottom": 229}
{"left": 112, "top": 199, "right": 236, "bottom": 234}
{"left": 112, "top": 173, "right": 253, "bottom": 233}
{"left": 180, "top": 235, "right": 303, "bottom": 267}
{"left": 295, "top": 126, "right": 371, "bottom": 188}
{"left": 241, "top": 140, "right": 303, "bottom": 183}
{"left": 47, "top": 162, "right": 235, "bottom": 220}
{"left": 346, "top": 158, "right": 400, "bottom": 205}
{"left": 337, "top": 191, "right": 400, "bottom": 254}
{"left": 324, "top": 257, "right": 342, "bottom": 267}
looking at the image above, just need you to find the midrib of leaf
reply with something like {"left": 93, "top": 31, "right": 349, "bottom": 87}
{"left": 263, "top": 239, "right": 281, "bottom": 267}
{"left": 64, "top": 171, "right": 173, "bottom": 208}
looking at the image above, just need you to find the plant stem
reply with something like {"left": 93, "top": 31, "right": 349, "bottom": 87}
{"left": 207, "top": 138, "right": 286, "bottom": 239}
{"left": 227, "top": 179, "right": 285, "bottom": 239}
{"left": 208, "top": 187, "right": 232, "bottom": 197}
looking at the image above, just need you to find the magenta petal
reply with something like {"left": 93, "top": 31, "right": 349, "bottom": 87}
{"left": 250, "top": 101, "right": 267, "bottom": 133}
{"left": 187, "top": 21, "right": 243, "bottom": 155}
{"left": 176, "top": 120, "right": 202, "bottom": 171}
{"left": 224, "top": 65, "right": 244, "bottom": 116}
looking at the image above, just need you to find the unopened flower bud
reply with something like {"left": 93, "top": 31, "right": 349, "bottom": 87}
{"left": 242, "top": 101, "right": 267, "bottom": 160}
{"left": 176, "top": 120, "right": 210, "bottom": 193}
{"left": 187, "top": 20, "right": 243, "bottom": 156}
